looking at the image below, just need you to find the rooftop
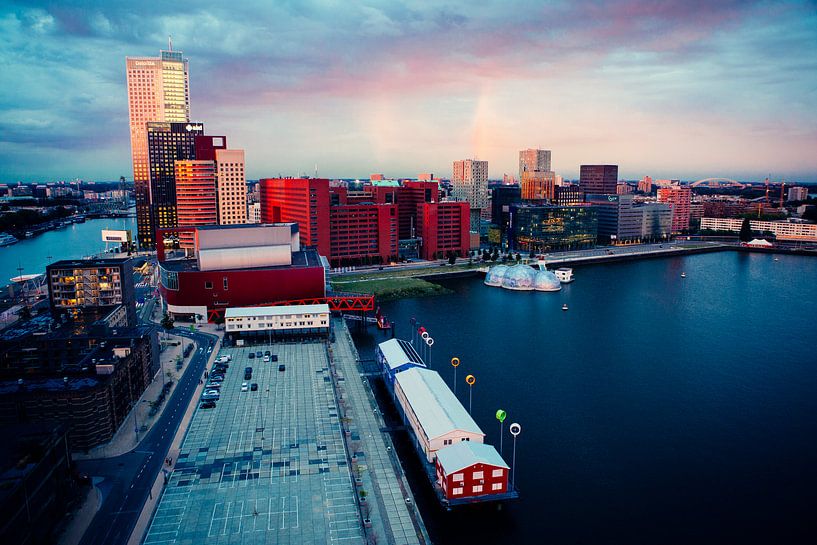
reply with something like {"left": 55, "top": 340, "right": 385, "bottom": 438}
{"left": 395, "top": 367, "right": 484, "bottom": 440}
{"left": 160, "top": 248, "right": 322, "bottom": 272}
{"left": 436, "top": 441, "right": 509, "bottom": 475}
{"left": 47, "top": 256, "right": 132, "bottom": 269}
{"left": 378, "top": 338, "right": 425, "bottom": 371}
{"left": 225, "top": 303, "right": 330, "bottom": 318}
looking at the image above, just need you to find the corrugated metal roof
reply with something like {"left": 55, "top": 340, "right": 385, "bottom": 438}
{"left": 378, "top": 338, "right": 425, "bottom": 371}
{"left": 395, "top": 367, "right": 483, "bottom": 439}
{"left": 225, "top": 304, "right": 330, "bottom": 318}
{"left": 435, "top": 441, "right": 509, "bottom": 475}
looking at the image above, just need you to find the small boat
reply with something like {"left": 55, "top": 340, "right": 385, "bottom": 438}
{"left": 554, "top": 268, "right": 574, "bottom": 283}
{"left": 0, "top": 232, "right": 18, "bottom": 247}
{"left": 681, "top": 272, "right": 687, "bottom": 278}
{"left": 562, "top": 304, "right": 569, "bottom": 311}
{"left": 25, "top": 231, "right": 34, "bottom": 238}
{"left": 773, "top": 257, "right": 779, "bottom": 262}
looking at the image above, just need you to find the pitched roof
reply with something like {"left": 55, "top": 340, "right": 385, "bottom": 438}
{"left": 395, "top": 367, "right": 483, "bottom": 439}
{"left": 378, "top": 338, "right": 425, "bottom": 371}
{"left": 436, "top": 441, "right": 509, "bottom": 475}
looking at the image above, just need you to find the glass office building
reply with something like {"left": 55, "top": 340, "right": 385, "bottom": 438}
{"left": 508, "top": 204, "right": 597, "bottom": 252}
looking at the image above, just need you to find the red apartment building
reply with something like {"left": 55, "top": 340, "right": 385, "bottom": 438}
{"left": 175, "top": 160, "right": 217, "bottom": 249}
{"left": 417, "top": 202, "right": 470, "bottom": 260}
{"left": 330, "top": 204, "right": 398, "bottom": 265}
{"left": 259, "top": 178, "right": 331, "bottom": 256}
{"left": 657, "top": 186, "right": 692, "bottom": 233}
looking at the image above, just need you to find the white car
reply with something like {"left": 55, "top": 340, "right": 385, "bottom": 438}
{"left": 241, "top": 382, "right": 249, "bottom": 392}
{"left": 263, "top": 355, "right": 270, "bottom": 363}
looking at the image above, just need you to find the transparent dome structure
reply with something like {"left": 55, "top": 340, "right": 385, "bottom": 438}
{"left": 484, "top": 264, "right": 509, "bottom": 287}
{"left": 501, "top": 264, "right": 536, "bottom": 291}
{"left": 534, "top": 270, "right": 562, "bottom": 291}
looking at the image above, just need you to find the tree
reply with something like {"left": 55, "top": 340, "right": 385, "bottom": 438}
{"left": 161, "top": 312, "right": 175, "bottom": 338}
{"left": 515, "top": 253, "right": 521, "bottom": 263}
{"left": 739, "top": 218, "right": 752, "bottom": 242}
{"left": 491, "top": 249, "right": 499, "bottom": 262}
{"left": 447, "top": 251, "right": 457, "bottom": 265}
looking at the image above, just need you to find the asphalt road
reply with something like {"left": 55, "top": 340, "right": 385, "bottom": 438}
{"left": 76, "top": 326, "right": 217, "bottom": 545}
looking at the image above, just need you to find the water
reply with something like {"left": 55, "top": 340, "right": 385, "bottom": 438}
{"left": 0, "top": 217, "right": 136, "bottom": 283}
{"left": 353, "top": 251, "right": 817, "bottom": 544}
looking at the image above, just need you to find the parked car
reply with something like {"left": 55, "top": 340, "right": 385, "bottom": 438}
{"left": 205, "top": 382, "right": 221, "bottom": 390}
{"left": 200, "top": 401, "right": 216, "bottom": 409}
{"left": 241, "top": 382, "right": 249, "bottom": 392}
{"left": 202, "top": 391, "right": 220, "bottom": 401}
{"left": 263, "top": 355, "right": 270, "bottom": 363}
{"left": 271, "top": 355, "right": 278, "bottom": 362}
{"left": 248, "top": 352, "right": 255, "bottom": 359}
{"left": 251, "top": 383, "right": 258, "bottom": 391}
{"left": 255, "top": 351, "right": 263, "bottom": 358}
{"left": 278, "top": 364, "right": 286, "bottom": 372}
{"left": 264, "top": 350, "right": 271, "bottom": 356}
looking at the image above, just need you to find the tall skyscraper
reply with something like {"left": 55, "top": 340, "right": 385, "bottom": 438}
{"left": 146, "top": 122, "right": 204, "bottom": 243}
{"left": 126, "top": 47, "right": 191, "bottom": 247}
{"left": 579, "top": 165, "right": 618, "bottom": 195}
{"left": 215, "top": 149, "right": 247, "bottom": 225}
{"left": 519, "top": 149, "right": 552, "bottom": 180}
{"left": 452, "top": 160, "right": 488, "bottom": 209}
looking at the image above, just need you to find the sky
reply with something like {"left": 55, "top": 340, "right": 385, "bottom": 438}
{"left": 1, "top": 0, "right": 817, "bottom": 183}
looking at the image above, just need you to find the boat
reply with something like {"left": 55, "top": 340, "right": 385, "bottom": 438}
{"left": 562, "top": 304, "right": 569, "bottom": 311}
{"left": 554, "top": 268, "right": 574, "bottom": 283}
{"left": 0, "top": 233, "right": 18, "bottom": 247}
{"left": 681, "top": 272, "right": 687, "bottom": 278}
{"left": 773, "top": 257, "right": 779, "bottom": 262}
{"left": 24, "top": 231, "right": 34, "bottom": 238}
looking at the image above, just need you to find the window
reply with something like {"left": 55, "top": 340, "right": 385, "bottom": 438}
{"left": 492, "top": 469, "right": 504, "bottom": 478}
{"left": 472, "top": 485, "right": 483, "bottom": 493}
{"left": 223, "top": 277, "right": 229, "bottom": 290}
{"left": 204, "top": 281, "right": 213, "bottom": 289}
{"left": 492, "top": 483, "right": 503, "bottom": 491}
{"left": 452, "top": 473, "right": 463, "bottom": 482}
{"left": 472, "top": 471, "right": 484, "bottom": 480}
{"left": 452, "top": 487, "right": 463, "bottom": 496}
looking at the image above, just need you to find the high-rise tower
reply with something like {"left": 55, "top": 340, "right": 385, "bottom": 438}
{"left": 126, "top": 46, "right": 190, "bottom": 247}
{"left": 519, "top": 149, "right": 551, "bottom": 180}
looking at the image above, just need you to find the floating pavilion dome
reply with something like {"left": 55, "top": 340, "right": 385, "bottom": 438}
{"left": 484, "top": 265, "right": 509, "bottom": 287}
{"left": 500, "top": 264, "right": 536, "bottom": 291}
{"left": 534, "top": 270, "right": 562, "bottom": 292}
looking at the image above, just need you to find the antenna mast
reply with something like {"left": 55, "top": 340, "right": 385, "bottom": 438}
{"left": 168, "top": 35, "right": 173, "bottom": 51}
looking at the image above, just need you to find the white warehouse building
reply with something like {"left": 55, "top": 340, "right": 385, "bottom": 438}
{"left": 224, "top": 304, "right": 330, "bottom": 338}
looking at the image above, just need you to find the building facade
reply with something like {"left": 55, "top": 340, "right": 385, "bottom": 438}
{"left": 259, "top": 178, "right": 331, "bottom": 256}
{"left": 508, "top": 204, "right": 598, "bottom": 251}
{"left": 126, "top": 49, "right": 190, "bottom": 247}
{"left": 520, "top": 170, "right": 556, "bottom": 201}
{"left": 175, "top": 160, "right": 217, "bottom": 249}
{"left": 700, "top": 218, "right": 817, "bottom": 242}
{"left": 519, "top": 148, "right": 551, "bottom": 180}
{"left": 554, "top": 185, "right": 584, "bottom": 206}
{"left": 787, "top": 186, "right": 809, "bottom": 202}
{"left": 657, "top": 186, "right": 692, "bottom": 233}
{"left": 145, "top": 121, "right": 205, "bottom": 244}
{"left": 215, "top": 149, "right": 247, "bottom": 224}
{"left": 452, "top": 159, "right": 489, "bottom": 212}
{"left": 417, "top": 202, "right": 470, "bottom": 260}
{"left": 585, "top": 194, "right": 672, "bottom": 242}
{"left": 46, "top": 257, "right": 137, "bottom": 327}
{"left": 579, "top": 165, "right": 618, "bottom": 195}
{"left": 491, "top": 185, "right": 521, "bottom": 234}
{"left": 435, "top": 442, "right": 509, "bottom": 500}
{"left": 329, "top": 204, "right": 398, "bottom": 266}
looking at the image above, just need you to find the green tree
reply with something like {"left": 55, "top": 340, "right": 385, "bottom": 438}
{"left": 739, "top": 218, "right": 752, "bottom": 242}
{"left": 447, "top": 251, "right": 457, "bottom": 265}
{"left": 161, "top": 312, "right": 175, "bottom": 338}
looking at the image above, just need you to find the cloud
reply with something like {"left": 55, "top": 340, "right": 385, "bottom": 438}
{"left": 1, "top": 0, "right": 816, "bottom": 182}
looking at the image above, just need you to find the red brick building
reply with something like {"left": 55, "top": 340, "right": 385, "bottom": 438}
{"left": 417, "top": 202, "right": 470, "bottom": 260}
{"left": 657, "top": 186, "right": 692, "bottom": 233}
{"left": 329, "top": 204, "right": 398, "bottom": 265}
{"left": 259, "top": 178, "right": 331, "bottom": 256}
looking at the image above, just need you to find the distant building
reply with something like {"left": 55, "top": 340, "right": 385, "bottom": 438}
{"left": 248, "top": 202, "right": 261, "bottom": 223}
{"left": 452, "top": 159, "right": 488, "bottom": 230}
{"left": 127, "top": 48, "right": 191, "bottom": 247}
{"left": 491, "top": 186, "right": 521, "bottom": 235}
{"left": 417, "top": 202, "right": 470, "bottom": 260}
{"left": 554, "top": 185, "right": 584, "bottom": 206}
{"left": 215, "top": 149, "right": 247, "bottom": 225}
{"left": 579, "top": 165, "right": 618, "bottom": 195}
{"left": 585, "top": 194, "right": 672, "bottom": 242}
{"left": 616, "top": 182, "right": 633, "bottom": 195}
{"left": 638, "top": 176, "right": 654, "bottom": 193}
{"left": 521, "top": 170, "right": 556, "bottom": 201}
{"left": 700, "top": 218, "right": 817, "bottom": 242}
{"left": 418, "top": 173, "right": 435, "bottom": 181}
{"left": 508, "top": 204, "right": 598, "bottom": 252}
{"left": 787, "top": 186, "right": 809, "bottom": 202}
{"left": 175, "top": 160, "right": 217, "bottom": 248}
{"left": 46, "top": 257, "right": 137, "bottom": 327}
{"left": 519, "top": 149, "right": 551, "bottom": 180}
{"left": 657, "top": 186, "right": 692, "bottom": 233}
{"left": 370, "top": 173, "right": 385, "bottom": 181}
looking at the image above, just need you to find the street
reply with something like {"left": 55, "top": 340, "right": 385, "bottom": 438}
{"left": 76, "top": 318, "right": 216, "bottom": 545}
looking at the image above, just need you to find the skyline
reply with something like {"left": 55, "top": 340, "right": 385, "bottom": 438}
{"left": 2, "top": 1, "right": 817, "bottom": 183}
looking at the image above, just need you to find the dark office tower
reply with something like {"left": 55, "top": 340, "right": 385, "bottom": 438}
{"left": 579, "top": 165, "right": 618, "bottom": 195}
{"left": 491, "top": 185, "right": 521, "bottom": 233}
{"left": 144, "top": 121, "right": 205, "bottom": 246}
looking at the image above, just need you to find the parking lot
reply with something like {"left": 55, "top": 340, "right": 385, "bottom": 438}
{"left": 142, "top": 341, "right": 363, "bottom": 544}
